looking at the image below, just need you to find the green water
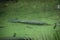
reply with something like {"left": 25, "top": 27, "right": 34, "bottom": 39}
{"left": 0, "top": 0, "right": 60, "bottom": 40}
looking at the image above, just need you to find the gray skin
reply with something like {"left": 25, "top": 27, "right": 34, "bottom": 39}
{"left": 9, "top": 18, "right": 50, "bottom": 25}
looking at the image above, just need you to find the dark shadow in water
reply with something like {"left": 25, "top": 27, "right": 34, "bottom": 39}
{"left": 0, "top": 37, "right": 32, "bottom": 40}
{"left": 0, "top": 11, "right": 6, "bottom": 17}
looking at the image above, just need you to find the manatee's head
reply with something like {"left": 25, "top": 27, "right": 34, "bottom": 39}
{"left": 8, "top": 18, "right": 19, "bottom": 23}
